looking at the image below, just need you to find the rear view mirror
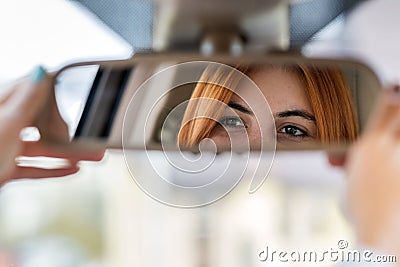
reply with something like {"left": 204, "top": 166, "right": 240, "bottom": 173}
{"left": 49, "top": 52, "right": 380, "bottom": 152}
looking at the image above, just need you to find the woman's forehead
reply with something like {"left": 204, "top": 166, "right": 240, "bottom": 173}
{"left": 233, "top": 67, "right": 313, "bottom": 113}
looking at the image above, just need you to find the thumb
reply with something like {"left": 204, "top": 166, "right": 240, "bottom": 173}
{"left": 327, "top": 151, "right": 347, "bottom": 167}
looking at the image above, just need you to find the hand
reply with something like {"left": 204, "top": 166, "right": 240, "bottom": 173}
{"left": 0, "top": 66, "right": 104, "bottom": 186}
{"left": 342, "top": 86, "right": 400, "bottom": 257}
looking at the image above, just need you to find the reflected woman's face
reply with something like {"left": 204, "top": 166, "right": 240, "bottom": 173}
{"left": 209, "top": 68, "right": 318, "bottom": 149}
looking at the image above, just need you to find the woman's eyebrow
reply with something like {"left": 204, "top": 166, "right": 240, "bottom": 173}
{"left": 228, "top": 102, "right": 252, "bottom": 114}
{"left": 275, "top": 110, "right": 316, "bottom": 121}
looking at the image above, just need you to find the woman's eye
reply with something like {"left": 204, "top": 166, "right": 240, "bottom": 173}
{"left": 219, "top": 116, "right": 245, "bottom": 128}
{"left": 279, "top": 125, "right": 307, "bottom": 137}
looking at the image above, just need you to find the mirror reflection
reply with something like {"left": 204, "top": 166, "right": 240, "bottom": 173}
{"left": 178, "top": 63, "right": 358, "bottom": 151}
{"left": 53, "top": 55, "right": 380, "bottom": 151}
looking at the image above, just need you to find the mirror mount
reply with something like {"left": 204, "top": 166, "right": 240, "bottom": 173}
{"left": 153, "top": 0, "right": 290, "bottom": 54}
{"left": 200, "top": 27, "right": 244, "bottom": 56}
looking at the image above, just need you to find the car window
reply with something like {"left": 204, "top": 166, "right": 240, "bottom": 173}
{"left": 0, "top": 1, "right": 133, "bottom": 87}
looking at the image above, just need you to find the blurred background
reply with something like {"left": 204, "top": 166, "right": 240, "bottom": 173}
{"left": 0, "top": 0, "right": 399, "bottom": 266}
{"left": 0, "top": 150, "right": 353, "bottom": 267}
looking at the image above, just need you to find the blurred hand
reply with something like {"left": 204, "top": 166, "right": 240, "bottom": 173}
{"left": 0, "top": 66, "right": 104, "bottom": 186}
{"left": 339, "top": 86, "right": 400, "bottom": 257}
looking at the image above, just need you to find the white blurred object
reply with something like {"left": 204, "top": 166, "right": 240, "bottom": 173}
{"left": 344, "top": 0, "right": 400, "bottom": 84}
{"left": 20, "top": 127, "right": 41, "bottom": 142}
{"left": 304, "top": 0, "right": 400, "bottom": 84}
{"left": 0, "top": 0, "right": 131, "bottom": 86}
{"left": 18, "top": 236, "right": 87, "bottom": 267}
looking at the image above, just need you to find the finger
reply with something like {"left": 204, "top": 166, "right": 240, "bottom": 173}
{"left": 36, "top": 94, "right": 70, "bottom": 143}
{"left": 365, "top": 86, "right": 400, "bottom": 133}
{"left": 3, "top": 66, "right": 51, "bottom": 129}
{"left": 0, "top": 74, "right": 33, "bottom": 105}
{"left": 386, "top": 105, "right": 400, "bottom": 139}
{"left": 20, "top": 141, "right": 105, "bottom": 161}
{"left": 327, "top": 152, "right": 347, "bottom": 167}
{"left": 9, "top": 165, "right": 79, "bottom": 179}
{"left": 0, "top": 76, "right": 27, "bottom": 104}
{"left": 0, "top": 85, "right": 16, "bottom": 105}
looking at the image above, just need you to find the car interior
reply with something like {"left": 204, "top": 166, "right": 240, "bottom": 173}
{"left": 0, "top": 0, "right": 393, "bottom": 266}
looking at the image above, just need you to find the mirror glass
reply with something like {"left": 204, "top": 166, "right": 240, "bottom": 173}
{"left": 53, "top": 54, "right": 380, "bottom": 152}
